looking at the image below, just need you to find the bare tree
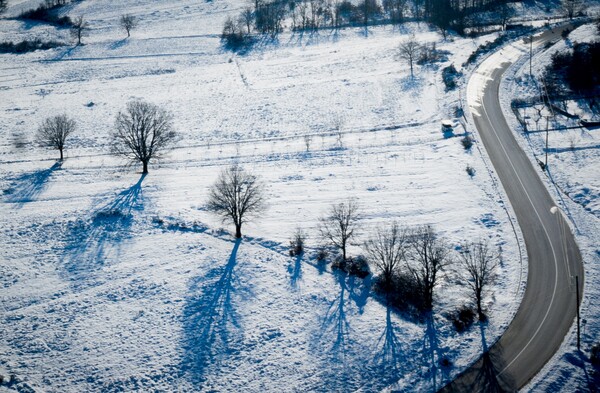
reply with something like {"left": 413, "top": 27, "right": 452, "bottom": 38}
{"left": 240, "top": 7, "right": 254, "bottom": 34}
{"left": 0, "top": 0, "right": 8, "bottom": 15}
{"left": 70, "top": 16, "right": 88, "bottom": 45}
{"left": 120, "top": 14, "right": 137, "bottom": 38}
{"left": 37, "top": 114, "right": 76, "bottom": 160}
{"left": 406, "top": 225, "right": 451, "bottom": 309}
{"left": 364, "top": 221, "right": 408, "bottom": 290}
{"left": 397, "top": 35, "right": 421, "bottom": 78}
{"left": 207, "top": 164, "right": 266, "bottom": 238}
{"left": 111, "top": 100, "right": 178, "bottom": 174}
{"left": 459, "top": 240, "right": 499, "bottom": 319}
{"left": 319, "top": 199, "right": 360, "bottom": 262}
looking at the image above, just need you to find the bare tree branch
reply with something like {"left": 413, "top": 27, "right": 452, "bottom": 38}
{"left": 319, "top": 198, "right": 360, "bottom": 262}
{"left": 459, "top": 240, "right": 499, "bottom": 319}
{"left": 364, "top": 221, "right": 408, "bottom": 290}
{"left": 111, "top": 100, "right": 177, "bottom": 174}
{"left": 406, "top": 225, "right": 451, "bottom": 309}
{"left": 207, "top": 164, "right": 267, "bottom": 238}
{"left": 37, "top": 114, "right": 76, "bottom": 160}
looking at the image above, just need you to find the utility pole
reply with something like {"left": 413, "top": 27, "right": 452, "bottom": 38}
{"left": 545, "top": 116, "right": 549, "bottom": 168}
{"left": 576, "top": 275, "right": 580, "bottom": 350}
{"left": 529, "top": 35, "right": 533, "bottom": 78}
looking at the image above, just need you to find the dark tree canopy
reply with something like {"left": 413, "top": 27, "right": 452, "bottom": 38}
{"left": 111, "top": 100, "right": 177, "bottom": 174}
{"left": 207, "top": 164, "right": 266, "bottom": 238}
{"left": 0, "top": 0, "right": 8, "bottom": 15}
{"left": 37, "top": 114, "right": 76, "bottom": 160}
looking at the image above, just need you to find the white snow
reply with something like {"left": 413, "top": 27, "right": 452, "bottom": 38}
{"left": 0, "top": 1, "right": 566, "bottom": 392}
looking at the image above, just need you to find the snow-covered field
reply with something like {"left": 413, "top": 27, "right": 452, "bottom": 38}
{"left": 0, "top": 1, "right": 537, "bottom": 391}
{"left": 497, "top": 22, "right": 600, "bottom": 392}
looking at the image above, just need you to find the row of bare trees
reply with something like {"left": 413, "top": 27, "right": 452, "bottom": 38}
{"left": 317, "top": 199, "right": 499, "bottom": 315}
{"left": 37, "top": 100, "right": 178, "bottom": 174}
{"left": 68, "top": 14, "right": 137, "bottom": 45}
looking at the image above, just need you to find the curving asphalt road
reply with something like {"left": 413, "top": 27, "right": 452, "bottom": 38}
{"left": 440, "top": 26, "right": 584, "bottom": 392}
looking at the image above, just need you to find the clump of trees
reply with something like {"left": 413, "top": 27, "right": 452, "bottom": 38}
{"left": 544, "top": 42, "right": 600, "bottom": 98}
{"left": 111, "top": 100, "right": 178, "bottom": 174}
{"left": 0, "top": 0, "right": 8, "bottom": 15}
{"left": 207, "top": 164, "right": 267, "bottom": 238}
{"left": 37, "top": 114, "right": 76, "bottom": 160}
{"left": 220, "top": 0, "right": 524, "bottom": 50}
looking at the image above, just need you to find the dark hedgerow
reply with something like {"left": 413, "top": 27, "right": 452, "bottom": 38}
{"left": 18, "top": 2, "right": 73, "bottom": 27}
{"left": 0, "top": 39, "right": 64, "bottom": 54}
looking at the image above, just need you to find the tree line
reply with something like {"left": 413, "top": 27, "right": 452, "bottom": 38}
{"left": 223, "top": 0, "right": 528, "bottom": 46}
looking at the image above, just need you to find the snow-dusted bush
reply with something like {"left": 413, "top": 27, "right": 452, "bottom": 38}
{"left": 289, "top": 228, "right": 306, "bottom": 256}
{"left": 461, "top": 135, "right": 473, "bottom": 150}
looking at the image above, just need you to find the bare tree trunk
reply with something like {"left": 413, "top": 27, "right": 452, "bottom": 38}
{"left": 235, "top": 224, "right": 242, "bottom": 238}
{"left": 142, "top": 160, "right": 148, "bottom": 174}
{"left": 59, "top": 147, "right": 63, "bottom": 160}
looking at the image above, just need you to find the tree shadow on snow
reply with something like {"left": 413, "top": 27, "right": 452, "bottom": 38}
{"left": 310, "top": 272, "right": 373, "bottom": 389}
{"left": 108, "top": 39, "right": 128, "bottom": 50}
{"left": 371, "top": 305, "right": 409, "bottom": 385}
{"left": 181, "top": 239, "right": 245, "bottom": 386}
{"left": 61, "top": 174, "right": 145, "bottom": 288}
{"left": 440, "top": 322, "right": 513, "bottom": 392}
{"left": 421, "top": 313, "right": 451, "bottom": 391}
{"left": 4, "top": 161, "right": 62, "bottom": 208}
{"left": 288, "top": 254, "right": 303, "bottom": 289}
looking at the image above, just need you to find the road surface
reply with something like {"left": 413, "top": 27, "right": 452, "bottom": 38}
{"left": 440, "top": 26, "right": 584, "bottom": 392}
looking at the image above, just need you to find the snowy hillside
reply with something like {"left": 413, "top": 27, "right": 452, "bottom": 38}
{"left": 0, "top": 0, "right": 552, "bottom": 391}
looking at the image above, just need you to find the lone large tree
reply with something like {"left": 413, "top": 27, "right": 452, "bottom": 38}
{"left": 112, "top": 100, "right": 177, "bottom": 174}
{"left": 319, "top": 199, "right": 360, "bottom": 262}
{"left": 397, "top": 35, "right": 421, "bottom": 78}
{"left": 70, "top": 16, "right": 88, "bottom": 45}
{"left": 37, "top": 114, "right": 76, "bottom": 160}
{"left": 120, "top": 14, "right": 137, "bottom": 38}
{"left": 459, "top": 240, "right": 499, "bottom": 319}
{"left": 207, "top": 164, "right": 266, "bottom": 238}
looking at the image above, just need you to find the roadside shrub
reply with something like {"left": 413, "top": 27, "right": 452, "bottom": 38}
{"left": 450, "top": 305, "right": 476, "bottom": 332}
{"left": 417, "top": 43, "right": 449, "bottom": 65}
{"left": 316, "top": 248, "right": 329, "bottom": 262}
{"left": 289, "top": 228, "right": 306, "bottom": 256}
{"left": 461, "top": 135, "right": 474, "bottom": 150}
{"left": 332, "top": 255, "right": 370, "bottom": 278}
{"left": 466, "top": 165, "right": 476, "bottom": 177}
{"left": 374, "top": 271, "right": 425, "bottom": 311}
{"left": 0, "top": 39, "right": 64, "bottom": 54}
{"left": 442, "top": 64, "right": 462, "bottom": 91}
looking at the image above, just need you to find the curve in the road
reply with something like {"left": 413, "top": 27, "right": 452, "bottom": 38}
{"left": 440, "top": 26, "right": 584, "bottom": 392}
